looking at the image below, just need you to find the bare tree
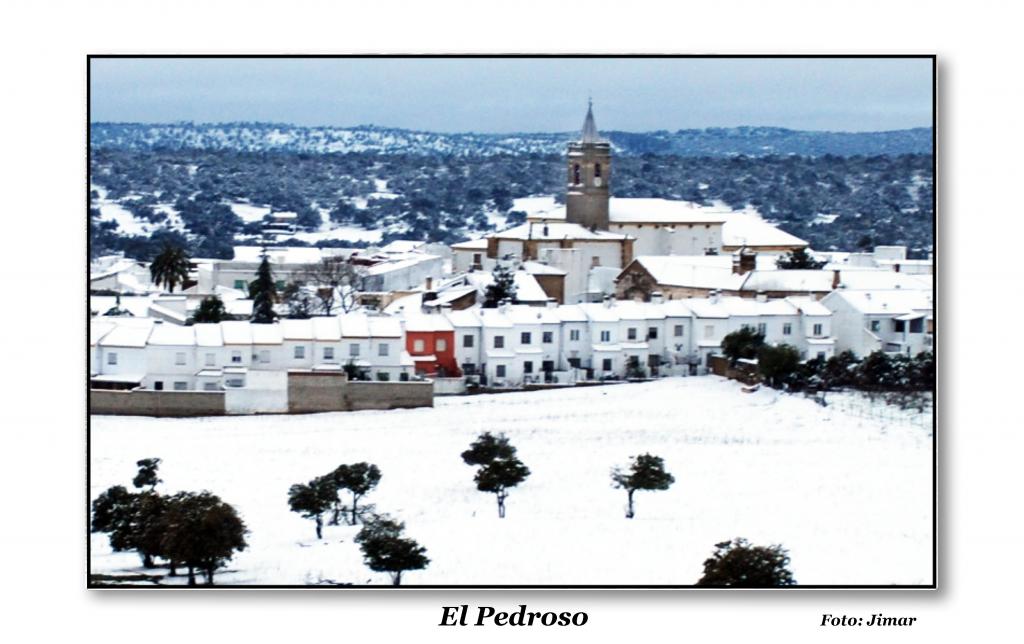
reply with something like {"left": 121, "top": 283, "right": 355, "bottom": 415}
{"left": 300, "top": 257, "right": 367, "bottom": 315}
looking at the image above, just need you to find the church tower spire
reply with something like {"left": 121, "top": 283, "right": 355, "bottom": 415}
{"left": 566, "top": 100, "right": 611, "bottom": 230}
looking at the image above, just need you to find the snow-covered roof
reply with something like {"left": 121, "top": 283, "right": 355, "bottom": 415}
{"left": 220, "top": 321, "right": 253, "bottom": 345}
{"left": 280, "top": 319, "right": 315, "bottom": 341}
{"left": 194, "top": 324, "right": 224, "bottom": 347}
{"left": 493, "top": 222, "right": 631, "bottom": 242}
{"left": 507, "top": 305, "right": 560, "bottom": 326}
{"left": 627, "top": 256, "right": 744, "bottom": 290}
{"left": 477, "top": 309, "right": 514, "bottom": 328}
{"left": 311, "top": 317, "right": 341, "bottom": 341}
{"left": 340, "top": 314, "right": 371, "bottom": 338}
{"left": 147, "top": 324, "right": 196, "bottom": 346}
{"left": 251, "top": 324, "right": 283, "bottom": 345}
{"left": 98, "top": 319, "right": 155, "bottom": 347}
{"left": 379, "top": 240, "right": 426, "bottom": 254}
{"left": 740, "top": 270, "right": 834, "bottom": 293}
{"left": 404, "top": 313, "right": 455, "bottom": 333}
{"left": 721, "top": 214, "right": 808, "bottom": 248}
{"left": 825, "top": 289, "right": 933, "bottom": 316}
{"left": 521, "top": 261, "right": 567, "bottom": 276}
{"left": 232, "top": 246, "right": 324, "bottom": 265}
{"left": 553, "top": 304, "right": 588, "bottom": 323}
{"left": 444, "top": 309, "right": 482, "bottom": 328}
{"left": 451, "top": 237, "right": 489, "bottom": 250}
{"left": 368, "top": 316, "right": 403, "bottom": 338}
{"left": 784, "top": 296, "right": 832, "bottom": 317}
{"left": 836, "top": 271, "right": 931, "bottom": 291}
{"left": 610, "top": 198, "right": 730, "bottom": 224}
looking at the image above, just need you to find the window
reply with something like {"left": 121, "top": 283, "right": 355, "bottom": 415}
{"left": 378, "top": 343, "right": 389, "bottom": 357}
{"left": 234, "top": 280, "right": 246, "bottom": 290}
{"left": 231, "top": 351, "right": 242, "bottom": 364}
{"left": 399, "top": 372, "right": 410, "bottom": 382}
{"left": 257, "top": 350, "right": 269, "bottom": 364}
{"left": 463, "top": 334, "right": 474, "bottom": 348}
{"left": 107, "top": 352, "right": 118, "bottom": 365}
{"left": 524, "top": 361, "right": 533, "bottom": 374}
{"left": 600, "top": 330, "right": 611, "bottom": 342}
{"left": 568, "top": 357, "right": 581, "bottom": 368}
{"left": 817, "top": 352, "right": 827, "bottom": 360}
{"left": 462, "top": 363, "right": 477, "bottom": 374}
{"left": 205, "top": 352, "right": 216, "bottom": 366}
{"left": 203, "top": 382, "right": 219, "bottom": 391}
{"left": 573, "top": 164, "right": 581, "bottom": 184}
{"left": 647, "top": 327, "right": 658, "bottom": 340}
{"left": 153, "top": 381, "right": 163, "bottom": 391}
{"left": 436, "top": 338, "right": 447, "bottom": 352}
{"left": 570, "top": 329, "right": 580, "bottom": 341}
{"left": 376, "top": 372, "right": 390, "bottom": 381}
{"left": 225, "top": 378, "right": 245, "bottom": 388}
{"left": 521, "top": 332, "right": 532, "bottom": 345}
{"left": 294, "top": 346, "right": 305, "bottom": 359}
{"left": 349, "top": 343, "right": 360, "bottom": 357}
{"left": 413, "top": 339, "right": 425, "bottom": 353}
{"left": 783, "top": 323, "right": 792, "bottom": 336}
{"left": 591, "top": 256, "right": 601, "bottom": 267}
{"left": 602, "top": 358, "right": 613, "bottom": 372}
{"left": 173, "top": 381, "right": 188, "bottom": 391}
{"left": 757, "top": 323, "right": 767, "bottom": 336}
{"left": 870, "top": 320, "right": 881, "bottom": 333}
{"left": 595, "top": 162, "right": 602, "bottom": 178}
{"left": 627, "top": 328, "right": 637, "bottom": 340}
{"left": 813, "top": 323, "right": 823, "bottom": 336}
{"left": 472, "top": 253, "right": 482, "bottom": 266}
{"left": 496, "top": 365, "right": 506, "bottom": 378}
{"left": 542, "top": 331, "right": 553, "bottom": 344}
{"left": 323, "top": 347, "right": 335, "bottom": 361}
{"left": 674, "top": 324, "right": 684, "bottom": 337}
{"left": 704, "top": 325, "right": 714, "bottom": 339}
{"left": 494, "top": 335, "right": 505, "bottom": 348}
{"left": 909, "top": 318, "right": 924, "bottom": 333}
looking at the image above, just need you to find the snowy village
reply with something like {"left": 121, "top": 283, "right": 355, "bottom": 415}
{"left": 89, "top": 101, "right": 934, "bottom": 588}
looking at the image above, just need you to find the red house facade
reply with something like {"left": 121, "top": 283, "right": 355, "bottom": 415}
{"left": 404, "top": 314, "right": 460, "bottom": 377}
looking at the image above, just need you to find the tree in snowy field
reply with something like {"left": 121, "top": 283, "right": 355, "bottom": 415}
{"left": 460, "top": 431, "right": 516, "bottom": 466}
{"left": 721, "top": 327, "right": 764, "bottom": 366}
{"left": 91, "top": 485, "right": 168, "bottom": 569}
{"left": 462, "top": 432, "right": 530, "bottom": 518}
{"left": 775, "top": 247, "right": 826, "bottom": 270}
{"left": 288, "top": 477, "right": 336, "bottom": 539}
{"left": 250, "top": 250, "right": 278, "bottom": 323}
{"left": 159, "top": 491, "right": 248, "bottom": 586}
{"left": 611, "top": 453, "right": 675, "bottom": 519}
{"left": 329, "top": 463, "right": 382, "bottom": 526}
{"left": 149, "top": 244, "right": 191, "bottom": 293}
{"left": 482, "top": 262, "right": 517, "bottom": 308}
{"left": 190, "top": 295, "right": 231, "bottom": 324}
{"left": 695, "top": 537, "right": 796, "bottom": 587}
{"left": 132, "top": 457, "right": 162, "bottom": 491}
{"left": 355, "top": 515, "right": 429, "bottom": 586}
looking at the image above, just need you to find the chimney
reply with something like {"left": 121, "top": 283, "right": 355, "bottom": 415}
{"left": 425, "top": 276, "right": 433, "bottom": 291}
{"left": 603, "top": 295, "right": 614, "bottom": 309}
{"left": 650, "top": 291, "right": 664, "bottom": 305}
{"left": 755, "top": 291, "right": 767, "bottom": 303}
{"left": 894, "top": 263, "right": 901, "bottom": 273}
{"left": 499, "top": 299, "right": 511, "bottom": 314}
{"left": 734, "top": 247, "right": 757, "bottom": 274}
{"left": 832, "top": 270, "right": 841, "bottom": 290}
{"left": 709, "top": 290, "right": 721, "bottom": 305}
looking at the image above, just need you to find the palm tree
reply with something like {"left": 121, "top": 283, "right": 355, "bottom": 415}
{"left": 150, "top": 245, "right": 191, "bottom": 293}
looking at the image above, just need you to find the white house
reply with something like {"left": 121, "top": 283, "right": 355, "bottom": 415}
{"left": 822, "top": 288, "right": 934, "bottom": 357}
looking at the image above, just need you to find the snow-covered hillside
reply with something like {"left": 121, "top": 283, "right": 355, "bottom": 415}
{"left": 89, "top": 377, "right": 932, "bottom": 586}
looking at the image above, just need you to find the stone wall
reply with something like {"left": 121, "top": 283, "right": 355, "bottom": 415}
{"left": 347, "top": 381, "right": 434, "bottom": 411}
{"left": 90, "top": 389, "right": 225, "bottom": 417}
{"left": 287, "top": 371, "right": 433, "bottom": 413}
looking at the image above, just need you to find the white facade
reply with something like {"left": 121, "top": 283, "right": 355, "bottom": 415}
{"left": 822, "top": 289, "right": 934, "bottom": 357}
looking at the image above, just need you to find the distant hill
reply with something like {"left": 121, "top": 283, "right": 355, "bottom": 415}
{"left": 90, "top": 122, "right": 933, "bottom": 157}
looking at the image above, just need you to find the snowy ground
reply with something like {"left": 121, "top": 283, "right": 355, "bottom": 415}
{"left": 89, "top": 377, "right": 933, "bottom": 586}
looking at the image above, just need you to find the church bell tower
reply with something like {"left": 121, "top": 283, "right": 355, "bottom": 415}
{"left": 566, "top": 100, "right": 611, "bottom": 231}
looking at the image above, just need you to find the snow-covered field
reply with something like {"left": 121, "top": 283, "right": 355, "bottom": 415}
{"left": 89, "top": 377, "right": 933, "bottom": 586}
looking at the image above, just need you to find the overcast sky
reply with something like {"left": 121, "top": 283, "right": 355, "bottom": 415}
{"left": 90, "top": 57, "right": 933, "bottom": 133}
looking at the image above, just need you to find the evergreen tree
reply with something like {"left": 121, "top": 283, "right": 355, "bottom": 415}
{"left": 329, "top": 463, "right": 382, "bottom": 526}
{"left": 91, "top": 485, "right": 167, "bottom": 569}
{"left": 287, "top": 477, "right": 336, "bottom": 539}
{"left": 611, "top": 453, "right": 675, "bottom": 519}
{"left": 190, "top": 295, "right": 231, "bottom": 324}
{"left": 721, "top": 327, "right": 765, "bottom": 366}
{"left": 462, "top": 432, "right": 529, "bottom": 518}
{"left": 149, "top": 244, "right": 191, "bottom": 293}
{"left": 355, "top": 515, "right": 430, "bottom": 586}
{"left": 483, "top": 263, "right": 517, "bottom": 308}
{"left": 757, "top": 343, "right": 802, "bottom": 388}
{"left": 775, "top": 247, "right": 826, "bottom": 270}
{"left": 250, "top": 250, "right": 278, "bottom": 324}
{"left": 159, "top": 491, "right": 248, "bottom": 586}
{"left": 696, "top": 538, "right": 796, "bottom": 587}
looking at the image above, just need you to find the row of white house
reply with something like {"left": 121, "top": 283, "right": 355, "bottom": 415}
{"left": 443, "top": 294, "right": 835, "bottom": 386}
{"left": 90, "top": 314, "right": 416, "bottom": 392}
